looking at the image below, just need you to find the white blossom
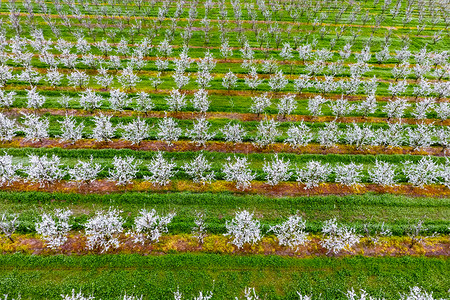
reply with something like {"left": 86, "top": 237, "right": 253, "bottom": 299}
{"left": 157, "top": 115, "right": 183, "bottom": 145}
{"left": 57, "top": 115, "right": 84, "bottom": 143}
{"left": 334, "top": 162, "right": 364, "bottom": 186}
{"left": 192, "top": 89, "right": 210, "bottom": 113}
{"left": 253, "top": 118, "right": 280, "bottom": 147}
{"left": 222, "top": 70, "right": 238, "bottom": 90}
{"left": 145, "top": 151, "right": 177, "bottom": 186}
{"left": 0, "top": 152, "right": 22, "bottom": 186}
{"left": 285, "top": 122, "right": 313, "bottom": 148}
{"left": 128, "top": 209, "right": 175, "bottom": 245}
{"left": 383, "top": 97, "right": 411, "bottom": 119}
{"left": 268, "top": 70, "right": 288, "bottom": 91}
{"left": 220, "top": 122, "right": 247, "bottom": 143}
{"left": 317, "top": 122, "right": 340, "bottom": 148}
{"left": 263, "top": 154, "right": 292, "bottom": 185}
{"left": 186, "top": 117, "right": 215, "bottom": 146}
{"left": 108, "top": 156, "right": 142, "bottom": 186}
{"left": 21, "top": 113, "right": 49, "bottom": 142}
{"left": 320, "top": 218, "right": 360, "bottom": 254}
{"left": 67, "top": 69, "right": 90, "bottom": 88}
{"left": 166, "top": 89, "right": 187, "bottom": 111}
{"left": 0, "top": 89, "right": 16, "bottom": 108}
{"left": 402, "top": 156, "right": 440, "bottom": 188}
{"left": 109, "top": 89, "right": 131, "bottom": 111}
{"left": 119, "top": 117, "right": 150, "bottom": 145}
{"left": 277, "top": 94, "right": 297, "bottom": 117}
{"left": 182, "top": 153, "right": 215, "bottom": 184}
{"left": 85, "top": 208, "right": 124, "bottom": 253}
{"left": 26, "top": 86, "right": 46, "bottom": 109}
{"left": 91, "top": 114, "right": 115, "bottom": 142}
{"left": 223, "top": 156, "right": 256, "bottom": 190}
{"left": 79, "top": 89, "right": 103, "bottom": 111}
{"left": 224, "top": 210, "right": 261, "bottom": 249}
{"left": 269, "top": 215, "right": 308, "bottom": 250}
{"left": 296, "top": 161, "right": 331, "bottom": 189}
{"left": 68, "top": 156, "right": 102, "bottom": 185}
{"left": 0, "top": 113, "right": 19, "bottom": 141}
{"left": 118, "top": 67, "right": 141, "bottom": 89}
{"left": 368, "top": 160, "right": 398, "bottom": 187}
{"left": 35, "top": 208, "right": 72, "bottom": 249}
{"left": 250, "top": 93, "right": 271, "bottom": 115}
{"left": 308, "top": 96, "right": 328, "bottom": 116}
{"left": 25, "top": 154, "right": 65, "bottom": 186}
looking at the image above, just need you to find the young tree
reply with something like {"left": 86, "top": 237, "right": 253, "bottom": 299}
{"left": 119, "top": 117, "right": 150, "bottom": 145}
{"left": 157, "top": 115, "right": 183, "bottom": 145}
{"left": 262, "top": 154, "right": 292, "bottom": 186}
{"left": 296, "top": 160, "right": 331, "bottom": 189}
{"left": 26, "top": 86, "right": 46, "bottom": 109}
{"left": 0, "top": 213, "right": 19, "bottom": 242}
{"left": 186, "top": 117, "right": 215, "bottom": 146}
{"left": 118, "top": 67, "right": 141, "bottom": 90}
{"left": 402, "top": 156, "right": 440, "bottom": 188}
{"left": 0, "top": 152, "right": 22, "bottom": 186}
{"left": 223, "top": 156, "right": 256, "bottom": 190}
{"left": 134, "top": 92, "right": 154, "bottom": 113}
{"left": 220, "top": 122, "right": 247, "bottom": 144}
{"left": 368, "top": 160, "right": 398, "bottom": 187}
{"left": 407, "top": 123, "right": 434, "bottom": 150}
{"left": 108, "top": 156, "right": 142, "bottom": 186}
{"left": 0, "top": 113, "right": 20, "bottom": 141}
{"left": 253, "top": 118, "right": 280, "bottom": 147}
{"left": 85, "top": 208, "right": 124, "bottom": 253}
{"left": 269, "top": 215, "right": 308, "bottom": 250}
{"left": 345, "top": 123, "right": 375, "bottom": 150}
{"left": 268, "top": 70, "right": 288, "bottom": 91}
{"left": 182, "top": 152, "right": 215, "bottom": 184}
{"left": 191, "top": 211, "right": 207, "bottom": 244}
{"left": 57, "top": 115, "right": 84, "bottom": 143}
{"left": 294, "top": 75, "right": 312, "bottom": 94}
{"left": 145, "top": 151, "right": 177, "bottom": 186}
{"left": 317, "top": 122, "right": 340, "bottom": 148}
{"left": 68, "top": 156, "right": 102, "bottom": 186}
{"left": 0, "top": 89, "right": 16, "bottom": 108}
{"left": 25, "top": 154, "right": 65, "bottom": 187}
{"left": 357, "top": 94, "right": 378, "bottom": 117}
{"left": 128, "top": 209, "right": 175, "bottom": 245}
{"left": 307, "top": 95, "right": 328, "bottom": 117}
{"left": 329, "top": 97, "right": 354, "bottom": 119}
{"left": 109, "top": 89, "right": 131, "bottom": 111}
{"left": 35, "top": 208, "right": 72, "bottom": 249}
{"left": 67, "top": 69, "right": 90, "bottom": 89}
{"left": 222, "top": 70, "right": 238, "bottom": 91}
{"left": 79, "top": 89, "right": 103, "bottom": 111}
{"left": 166, "top": 89, "right": 187, "bottom": 111}
{"left": 250, "top": 93, "right": 272, "bottom": 116}
{"left": 244, "top": 67, "right": 262, "bottom": 90}
{"left": 285, "top": 122, "right": 313, "bottom": 148}
{"left": 95, "top": 66, "right": 113, "bottom": 89}
{"left": 21, "top": 113, "right": 49, "bottom": 142}
{"left": 383, "top": 97, "right": 411, "bottom": 119}
{"left": 192, "top": 89, "right": 210, "bottom": 113}
{"left": 320, "top": 218, "right": 360, "bottom": 255}
{"left": 224, "top": 210, "right": 261, "bottom": 249}
{"left": 334, "top": 162, "right": 364, "bottom": 186}
{"left": 91, "top": 114, "right": 115, "bottom": 142}
{"left": 277, "top": 94, "right": 297, "bottom": 118}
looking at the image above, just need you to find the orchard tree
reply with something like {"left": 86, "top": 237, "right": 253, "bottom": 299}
{"left": 334, "top": 162, "right": 364, "bottom": 187}
{"left": 79, "top": 89, "right": 103, "bottom": 111}
{"left": 0, "top": 113, "right": 20, "bottom": 141}
{"left": 0, "top": 213, "right": 19, "bottom": 242}
{"left": 135, "top": 92, "right": 154, "bottom": 113}
{"left": 192, "top": 89, "right": 211, "bottom": 113}
{"left": 85, "top": 208, "right": 124, "bottom": 253}
{"left": 224, "top": 210, "right": 261, "bottom": 249}
{"left": 26, "top": 86, "right": 46, "bottom": 110}
{"left": 108, "top": 156, "right": 142, "bottom": 186}
{"left": 166, "top": 89, "right": 187, "bottom": 111}
{"left": 35, "top": 208, "right": 72, "bottom": 249}
{"left": 68, "top": 156, "right": 102, "bottom": 186}
{"left": 268, "top": 70, "right": 288, "bottom": 91}
{"left": 402, "top": 156, "right": 440, "bottom": 188}
{"left": 157, "top": 115, "right": 183, "bottom": 145}
{"left": 145, "top": 151, "right": 177, "bottom": 186}
{"left": 285, "top": 122, "right": 313, "bottom": 148}
{"left": 368, "top": 160, "right": 398, "bottom": 187}
{"left": 182, "top": 152, "right": 215, "bottom": 184}
{"left": 0, "top": 89, "right": 16, "bottom": 108}
{"left": 269, "top": 215, "right": 308, "bottom": 250}
{"left": 128, "top": 209, "right": 175, "bottom": 245}
{"left": 317, "top": 122, "right": 340, "bottom": 148}
{"left": 25, "top": 154, "right": 65, "bottom": 187}
{"left": 222, "top": 70, "right": 238, "bottom": 92}
{"left": 220, "top": 122, "right": 247, "bottom": 144}
{"left": 0, "top": 153, "right": 22, "bottom": 186}
{"left": 109, "top": 89, "right": 131, "bottom": 111}
{"left": 186, "top": 117, "right": 215, "bottom": 146}
{"left": 118, "top": 67, "right": 141, "bottom": 90}
{"left": 223, "top": 156, "right": 256, "bottom": 190}
{"left": 296, "top": 160, "right": 331, "bottom": 189}
{"left": 250, "top": 93, "right": 271, "bottom": 116}
{"left": 119, "top": 117, "right": 150, "bottom": 145}
{"left": 57, "top": 115, "right": 84, "bottom": 143}
{"left": 262, "top": 154, "right": 292, "bottom": 186}
{"left": 253, "top": 118, "right": 280, "bottom": 147}
{"left": 67, "top": 69, "right": 90, "bottom": 89}
{"left": 21, "top": 113, "right": 49, "bottom": 142}
{"left": 91, "top": 114, "right": 115, "bottom": 142}
{"left": 320, "top": 218, "right": 360, "bottom": 255}
{"left": 277, "top": 94, "right": 297, "bottom": 118}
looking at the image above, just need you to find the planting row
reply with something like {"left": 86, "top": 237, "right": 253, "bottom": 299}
{"left": 5, "top": 112, "right": 450, "bottom": 150}
{"left": 2, "top": 152, "right": 450, "bottom": 189}
{"left": 3, "top": 208, "right": 441, "bottom": 255}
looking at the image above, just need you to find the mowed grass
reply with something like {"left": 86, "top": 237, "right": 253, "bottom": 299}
{"left": 0, "top": 254, "right": 448, "bottom": 299}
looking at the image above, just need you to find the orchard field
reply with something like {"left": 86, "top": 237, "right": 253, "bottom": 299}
{"left": 0, "top": 0, "right": 449, "bottom": 298}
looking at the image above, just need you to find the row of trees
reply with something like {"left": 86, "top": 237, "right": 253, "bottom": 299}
{"left": 3, "top": 208, "right": 425, "bottom": 254}
{"left": 4, "top": 285, "right": 442, "bottom": 300}
{"left": 0, "top": 153, "right": 449, "bottom": 189}
{"left": 4, "top": 112, "right": 450, "bottom": 151}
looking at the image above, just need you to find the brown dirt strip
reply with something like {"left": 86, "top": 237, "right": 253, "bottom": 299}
{"left": 0, "top": 137, "right": 445, "bottom": 156}
{"left": 2, "top": 179, "right": 450, "bottom": 198}
{"left": 2, "top": 233, "right": 448, "bottom": 257}
{"left": 4, "top": 107, "right": 450, "bottom": 126}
